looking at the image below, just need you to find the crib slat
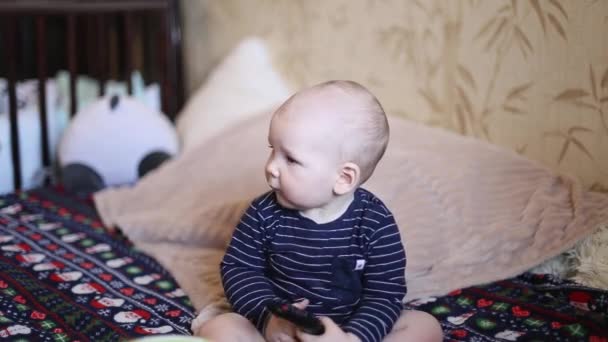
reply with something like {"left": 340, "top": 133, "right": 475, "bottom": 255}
{"left": 97, "top": 14, "right": 106, "bottom": 97}
{"left": 158, "top": 10, "right": 169, "bottom": 117}
{"left": 156, "top": 1, "right": 183, "bottom": 119}
{"left": 0, "top": 2, "right": 168, "bottom": 12}
{"left": 124, "top": 12, "right": 134, "bottom": 95}
{"left": 36, "top": 16, "right": 50, "bottom": 173}
{"left": 4, "top": 17, "right": 22, "bottom": 190}
{"left": 168, "top": 0, "right": 184, "bottom": 118}
{"left": 87, "top": 14, "right": 95, "bottom": 82}
{"left": 67, "top": 14, "right": 77, "bottom": 116}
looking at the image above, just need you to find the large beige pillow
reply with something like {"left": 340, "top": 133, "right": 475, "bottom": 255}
{"left": 95, "top": 113, "right": 608, "bottom": 308}
{"left": 175, "top": 37, "right": 291, "bottom": 152}
{"left": 366, "top": 119, "right": 608, "bottom": 299}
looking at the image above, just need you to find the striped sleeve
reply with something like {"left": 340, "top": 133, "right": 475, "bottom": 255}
{"left": 342, "top": 214, "right": 407, "bottom": 342}
{"left": 220, "top": 197, "right": 276, "bottom": 332}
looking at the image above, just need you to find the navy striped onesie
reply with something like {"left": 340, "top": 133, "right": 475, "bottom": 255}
{"left": 220, "top": 188, "right": 407, "bottom": 342}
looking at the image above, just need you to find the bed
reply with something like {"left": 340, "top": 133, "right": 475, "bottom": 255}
{"left": 2, "top": 2, "right": 608, "bottom": 342}
{"left": 0, "top": 1, "right": 195, "bottom": 339}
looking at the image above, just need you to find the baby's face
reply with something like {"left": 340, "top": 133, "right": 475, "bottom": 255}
{"left": 265, "top": 103, "right": 344, "bottom": 211}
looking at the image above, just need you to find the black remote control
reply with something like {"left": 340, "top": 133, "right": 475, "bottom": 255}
{"left": 267, "top": 299, "right": 325, "bottom": 335}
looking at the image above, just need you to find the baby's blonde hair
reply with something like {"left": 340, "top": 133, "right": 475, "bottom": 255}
{"left": 277, "top": 80, "right": 389, "bottom": 184}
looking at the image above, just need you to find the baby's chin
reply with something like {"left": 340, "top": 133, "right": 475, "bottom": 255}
{"left": 275, "top": 192, "right": 294, "bottom": 208}
{"left": 274, "top": 192, "right": 302, "bottom": 210}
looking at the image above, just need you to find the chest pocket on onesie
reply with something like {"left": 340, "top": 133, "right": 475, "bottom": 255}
{"left": 329, "top": 257, "right": 363, "bottom": 303}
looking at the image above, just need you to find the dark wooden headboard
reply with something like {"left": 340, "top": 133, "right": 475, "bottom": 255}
{"left": 0, "top": 0, "right": 184, "bottom": 190}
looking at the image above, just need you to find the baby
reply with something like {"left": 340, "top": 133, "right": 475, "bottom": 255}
{"left": 197, "top": 81, "right": 443, "bottom": 342}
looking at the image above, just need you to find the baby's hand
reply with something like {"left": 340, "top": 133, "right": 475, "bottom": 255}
{"left": 265, "top": 299, "right": 310, "bottom": 342}
{"left": 296, "top": 317, "right": 361, "bottom": 342}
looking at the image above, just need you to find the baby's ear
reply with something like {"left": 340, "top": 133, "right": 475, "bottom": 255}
{"left": 334, "top": 162, "right": 360, "bottom": 195}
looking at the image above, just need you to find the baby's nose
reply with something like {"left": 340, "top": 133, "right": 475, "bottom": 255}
{"left": 266, "top": 161, "right": 279, "bottom": 178}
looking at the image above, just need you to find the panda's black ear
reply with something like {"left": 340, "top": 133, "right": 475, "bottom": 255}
{"left": 110, "top": 95, "right": 120, "bottom": 111}
{"left": 138, "top": 151, "right": 171, "bottom": 178}
{"left": 61, "top": 163, "right": 105, "bottom": 194}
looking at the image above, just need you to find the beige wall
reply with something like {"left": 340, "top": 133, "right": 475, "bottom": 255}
{"left": 181, "top": 0, "right": 608, "bottom": 191}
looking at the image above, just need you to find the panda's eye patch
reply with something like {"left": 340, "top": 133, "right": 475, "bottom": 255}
{"left": 110, "top": 95, "right": 120, "bottom": 111}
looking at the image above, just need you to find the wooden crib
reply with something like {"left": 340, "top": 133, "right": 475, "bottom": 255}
{"left": 0, "top": 0, "right": 184, "bottom": 190}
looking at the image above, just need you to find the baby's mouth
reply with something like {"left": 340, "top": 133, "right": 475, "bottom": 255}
{"left": 267, "top": 180, "right": 280, "bottom": 192}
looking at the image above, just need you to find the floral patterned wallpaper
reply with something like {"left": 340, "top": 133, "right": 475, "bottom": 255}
{"left": 181, "top": 0, "right": 608, "bottom": 190}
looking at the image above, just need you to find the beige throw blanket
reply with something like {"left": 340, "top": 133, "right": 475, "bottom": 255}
{"left": 95, "top": 114, "right": 608, "bottom": 314}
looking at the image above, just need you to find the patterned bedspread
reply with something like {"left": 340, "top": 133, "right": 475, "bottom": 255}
{"left": 406, "top": 273, "right": 608, "bottom": 341}
{"left": 2, "top": 188, "right": 607, "bottom": 341}
{"left": 0, "top": 188, "right": 195, "bottom": 341}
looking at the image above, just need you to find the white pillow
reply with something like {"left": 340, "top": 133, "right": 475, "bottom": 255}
{"left": 175, "top": 37, "right": 292, "bottom": 152}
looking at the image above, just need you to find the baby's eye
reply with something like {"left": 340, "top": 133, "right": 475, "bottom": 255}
{"left": 286, "top": 156, "right": 298, "bottom": 164}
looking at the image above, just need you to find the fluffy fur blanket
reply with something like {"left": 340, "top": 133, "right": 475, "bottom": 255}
{"left": 95, "top": 115, "right": 608, "bottom": 318}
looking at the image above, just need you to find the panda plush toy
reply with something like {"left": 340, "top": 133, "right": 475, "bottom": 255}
{"left": 58, "top": 95, "right": 179, "bottom": 194}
